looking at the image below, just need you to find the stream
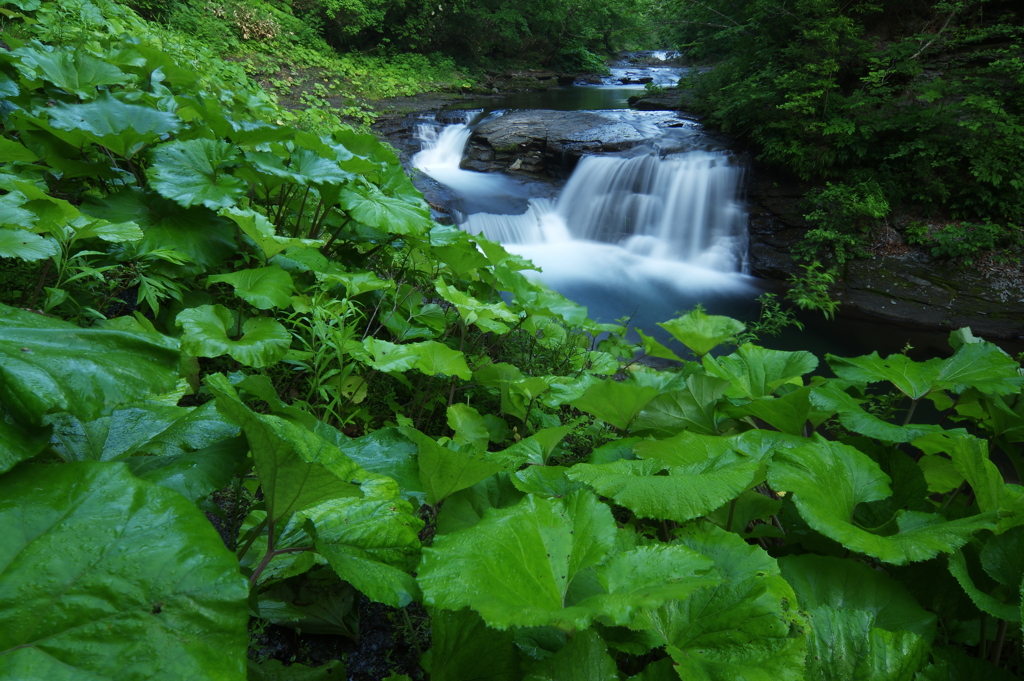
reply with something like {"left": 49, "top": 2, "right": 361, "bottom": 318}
{"left": 400, "top": 59, "right": 964, "bottom": 359}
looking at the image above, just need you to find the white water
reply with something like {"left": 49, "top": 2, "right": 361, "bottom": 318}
{"left": 412, "top": 107, "right": 754, "bottom": 323}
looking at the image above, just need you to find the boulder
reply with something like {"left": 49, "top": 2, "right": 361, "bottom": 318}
{"left": 461, "top": 110, "right": 658, "bottom": 176}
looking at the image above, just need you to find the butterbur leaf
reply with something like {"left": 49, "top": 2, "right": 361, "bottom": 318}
{"left": 524, "top": 629, "right": 619, "bottom": 681}
{"left": 0, "top": 405, "right": 50, "bottom": 473}
{"left": 638, "top": 525, "right": 805, "bottom": 681}
{"left": 48, "top": 92, "right": 180, "bottom": 158}
{"left": 419, "top": 491, "right": 715, "bottom": 631}
{"left": 149, "top": 139, "right": 247, "bottom": 210}
{"left": 128, "top": 436, "right": 249, "bottom": 504}
{"left": 248, "top": 659, "right": 344, "bottom": 681}
{"left": 827, "top": 352, "right": 939, "bottom": 400}
{"left": 246, "top": 147, "right": 353, "bottom": 186}
{"left": 340, "top": 186, "right": 429, "bottom": 234}
{"left": 300, "top": 478, "right": 423, "bottom": 607}
{"left": 83, "top": 189, "right": 237, "bottom": 275}
{"left": 768, "top": 438, "right": 996, "bottom": 564}
{"left": 811, "top": 381, "right": 942, "bottom": 443}
{"left": 177, "top": 304, "right": 290, "bottom": 368}
{"left": 207, "top": 265, "right": 295, "bottom": 310}
{"left": 403, "top": 427, "right": 504, "bottom": 505}
{"left": 13, "top": 44, "right": 129, "bottom": 97}
{"left": 800, "top": 605, "right": 929, "bottom": 681}
{"left": 0, "top": 462, "right": 248, "bottom": 680}
{"left": 428, "top": 608, "right": 521, "bottom": 681}
{"left": 221, "top": 207, "right": 322, "bottom": 260}
{"left": 0, "top": 137, "right": 39, "bottom": 163}
{"left": 364, "top": 338, "right": 471, "bottom": 380}
{"left": 0, "top": 228, "right": 59, "bottom": 261}
{"left": 571, "top": 379, "right": 659, "bottom": 431}
{"left": 704, "top": 344, "right": 818, "bottom": 399}
{"left": 207, "top": 375, "right": 362, "bottom": 530}
{"left": 778, "top": 555, "right": 936, "bottom": 638}
{"left": 567, "top": 456, "right": 761, "bottom": 523}
{"left": 0, "top": 304, "right": 180, "bottom": 425}
{"left": 657, "top": 309, "right": 745, "bottom": 357}
{"left": 947, "top": 549, "right": 1021, "bottom": 622}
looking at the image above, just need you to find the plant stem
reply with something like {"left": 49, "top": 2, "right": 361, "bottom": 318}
{"left": 400, "top": 607, "right": 425, "bottom": 661}
{"left": 992, "top": 619, "right": 1007, "bottom": 666}
{"left": 236, "top": 515, "right": 269, "bottom": 560}
{"left": 902, "top": 398, "right": 919, "bottom": 426}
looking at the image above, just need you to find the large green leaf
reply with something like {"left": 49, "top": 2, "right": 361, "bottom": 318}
{"left": 798, "top": 605, "right": 929, "bottom": 681}
{"left": 768, "top": 438, "right": 996, "bottom": 564}
{"left": 49, "top": 401, "right": 237, "bottom": 462}
{"left": 177, "top": 304, "right": 291, "bottom": 368}
{"left": 0, "top": 304, "right": 180, "bottom": 425}
{"left": 207, "top": 265, "right": 295, "bottom": 310}
{"left": 127, "top": 436, "right": 249, "bottom": 504}
{"left": 778, "top": 554, "right": 936, "bottom": 638}
{"left": 631, "top": 373, "right": 729, "bottom": 436}
{"left": 0, "top": 227, "right": 59, "bottom": 261}
{"left": 83, "top": 189, "right": 237, "bottom": 275}
{"left": 657, "top": 309, "right": 745, "bottom": 357}
{"left": 331, "top": 427, "right": 424, "bottom": 504}
{"left": 149, "top": 139, "right": 247, "bottom": 210}
{"left": 427, "top": 608, "right": 521, "bottom": 681}
{"left": 629, "top": 524, "right": 806, "bottom": 681}
{"left": 364, "top": 338, "right": 471, "bottom": 380}
{"left": 299, "top": 477, "right": 423, "bottom": 607}
{"left": 340, "top": 186, "right": 429, "bottom": 234}
{"left": 523, "top": 629, "right": 619, "bottom": 681}
{"left": 208, "top": 375, "right": 362, "bottom": 530}
{"left": 566, "top": 456, "right": 762, "bottom": 523}
{"left": 48, "top": 92, "right": 180, "bottom": 158}
{"left": 0, "top": 405, "right": 51, "bottom": 473}
{"left": 571, "top": 379, "right": 659, "bottom": 431}
{"left": 220, "top": 207, "right": 322, "bottom": 260}
{"left": 810, "top": 381, "right": 942, "bottom": 443}
{"left": 827, "top": 341, "right": 1022, "bottom": 399}
{"left": 704, "top": 344, "right": 819, "bottom": 399}
{"left": 947, "top": 549, "right": 1021, "bottom": 622}
{"left": 0, "top": 462, "right": 248, "bottom": 680}
{"left": 13, "top": 44, "right": 129, "bottom": 98}
{"left": 418, "top": 491, "right": 716, "bottom": 630}
{"left": 403, "top": 427, "right": 504, "bottom": 506}
{"left": 245, "top": 147, "right": 353, "bottom": 186}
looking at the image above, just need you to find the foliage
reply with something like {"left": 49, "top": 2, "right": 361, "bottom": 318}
{"left": 1, "top": 0, "right": 1023, "bottom": 678}
{"left": 666, "top": 0, "right": 1024, "bottom": 243}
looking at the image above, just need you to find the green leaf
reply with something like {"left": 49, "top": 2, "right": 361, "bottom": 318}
{"left": 947, "top": 549, "right": 1021, "bottom": 622}
{"left": 245, "top": 147, "right": 353, "bottom": 186}
{"left": 571, "top": 379, "right": 659, "bottom": 431}
{"left": 778, "top": 554, "right": 936, "bottom": 638}
{"left": 341, "top": 186, "right": 429, "bottom": 234}
{"left": 49, "top": 401, "right": 237, "bottom": 462}
{"left": 811, "top": 381, "right": 942, "bottom": 443}
{"left": 0, "top": 227, "right": 59, "bottom": 261}
{"left": 403, "top": 427, "right": 504, "bottom": 506}
{"left": 221, "top": 207, "right": 322, "bottom": 260}
{"left": 0, "top": 405, "right": 51, "bottom": 473}
{"left": 48, "top": 92, "right": 180, "bottom": 158}
{"left": 631, "top": 373, "right": 730, "bottom": 436}
{"left": 0, "top": 462, "right": 248, "bottom": 680}
{"left": 418, "top": 491, "right": 716, "bottom": 630}
{"left": 828, "top": 352, "right": 939, "bottom": 400}
{"left": 127, "top": 436, "right": 249, "bottom": 504}
{"left": 13, "top": 44, "right": 129, "bottom": 98}
{"left": 657, "top": 309, "right": 745, "bottom": 357}
{"left": 83, "top": 189, "right": 237, "bottom": 275}
{"left": 247, "top": 659, "right": 344, "bottom": 680}
{"left": 524, "top": 629, "right": 619, "bottom": 681}
{"left": 177, "top": 304, "right": 291, "bottom": 368}
{"left": 0, "top": 304, "right": 180, "bottom": 425}
{"left": 800, "top": 605, "right": 929, "bottom": 681}
{"left": 704, "top": 344, "right": 818, "bottom": 399}
{"left": 0, "top": 136, "right": 40, "bottom": 163}
{"left": 637, "top": 525, "right": 806, "bottom": 681}
{"left": 299, "top": 478, "right": 423, "bottom": 607}
{"left": 207, "top": 265, "right": 295, "bottom": 310}
{"left": 730, "top": 385, "right": 813, "bottom": 435}
{"left": 567, "top": 456, "right": 762, "bottom": 523}
{"left": 149, "top": 139, "right": 247, "bottom": 210}
{"left": 768, "top": 438, "right": 997, "bottom": 564}
{"left": 332, "top": 427, "right": 424, "bottom": 504}
{"left": 428, "top": 608, "right": 521, "bottom": 681}
{"left": 208, "top": 374, "right": 363, "bottom": 529}
{"left": 364, "top": 338, "right": 471, "bottom": 380}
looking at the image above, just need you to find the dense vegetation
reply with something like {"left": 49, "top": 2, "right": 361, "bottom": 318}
{"left": 662, "top": 0, "right": 1024, "bottom": 265}
{"left": 1, "top": 0, "right": 1023, "bottom": 679}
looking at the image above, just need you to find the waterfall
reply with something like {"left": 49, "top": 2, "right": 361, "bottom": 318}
{"left": 412, "top": 119, "right": 749, "bottom": 275}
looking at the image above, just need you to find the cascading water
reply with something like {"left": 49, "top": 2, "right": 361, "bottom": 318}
{"left": 412, "top": 105, "right": 754, "bottom": 328}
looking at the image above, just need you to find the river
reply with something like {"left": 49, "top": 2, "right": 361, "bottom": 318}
{"left": 398, "top": 60, "right": 968, "bottom": 359}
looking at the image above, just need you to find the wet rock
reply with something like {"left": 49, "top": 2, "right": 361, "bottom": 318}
{"left": 462, "top": 109, "right": 657, "bottom": 176}
{"left": 627, "top": 87, "right": 693, "bottom": 111}
{"left": 745, "top": 169, "right": 1024, "bottom": 339}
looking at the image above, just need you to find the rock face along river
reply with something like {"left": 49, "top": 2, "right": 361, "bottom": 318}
{"left": 376, "top": 63, "right": 1024, "bottom": 356}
